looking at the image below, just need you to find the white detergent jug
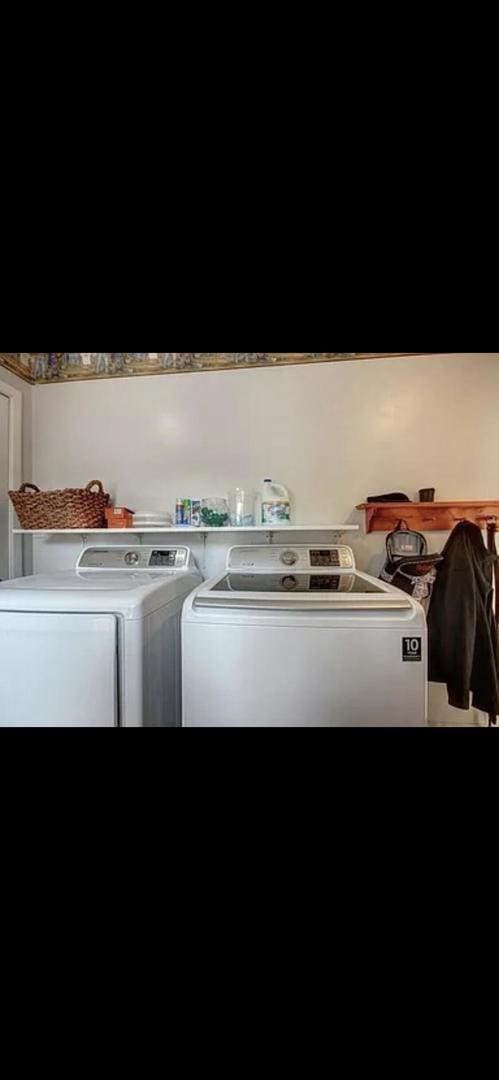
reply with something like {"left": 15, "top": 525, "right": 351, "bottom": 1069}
{"left": 258, "top": 480, "right": 291, "bottom": 525}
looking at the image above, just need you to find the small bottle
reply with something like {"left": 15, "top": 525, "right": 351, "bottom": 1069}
{"left": 175, "top": 499, "right": 184, "bottom": 526}
{"left": 191, "top": 500, "right": 201, "bottom": 527}
{"left": 182, "top": 499, "right": 192, "bottom": 526}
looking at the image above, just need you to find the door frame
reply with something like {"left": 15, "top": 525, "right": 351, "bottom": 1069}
{"left": 0, "top": 376, "right": 22, "bottom": 578}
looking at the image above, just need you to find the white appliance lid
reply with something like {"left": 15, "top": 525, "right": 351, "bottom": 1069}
{"left": 1, "top": 571, "right": 172, "bottom": 592}
{"left": 0, "top": 568, "right": 201, "bottom": 619}
{"left": 211, "top": 572, "right": 384, "bottom": 594}
{"left": 195, "top": 571, "right": 412, "bottom": 611}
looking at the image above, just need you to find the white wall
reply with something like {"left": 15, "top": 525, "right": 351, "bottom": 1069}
{"left": 29, "top": 352, "right": 499, "bottom": 725}
{"left": 0, "top": 365, "right": 32, "bottom": 481}
{"left": 32, "top": 351, "right": 499, "bottom": 547}
{"left": 0, "top": 365, "right": 33, "bottom": 575}
{"left": 0, "top": 391, "right": 9, "bottom": 579}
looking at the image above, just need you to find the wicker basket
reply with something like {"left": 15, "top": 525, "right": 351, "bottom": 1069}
{"left": 9, "top": 481, "right": 110, "bottom": 530}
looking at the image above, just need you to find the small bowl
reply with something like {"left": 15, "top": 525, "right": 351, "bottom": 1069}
{"left": 200, "top": 498, "right": 230, "bottom": 528}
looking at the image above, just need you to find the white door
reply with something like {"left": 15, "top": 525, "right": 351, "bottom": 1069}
{"left": 0, "top": 393, "right": 8, "bottom": 582}
{"left": 0, "top": 612, "right": 118, "bottom": 727}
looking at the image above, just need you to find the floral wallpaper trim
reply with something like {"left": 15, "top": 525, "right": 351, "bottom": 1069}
{"left": 0, "top": 353, "right": 35, "bottom": 383}
{"left": 1, "top": 353, "right": 425, "bottom": 384}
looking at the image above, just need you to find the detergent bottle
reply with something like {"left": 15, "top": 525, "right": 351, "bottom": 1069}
{"left": 257, "top": 480, "right": 291, "bottom": 525}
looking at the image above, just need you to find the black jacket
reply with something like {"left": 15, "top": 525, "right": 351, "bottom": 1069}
{"left": 428, "top": 522, "right": 499, "bottom": 716}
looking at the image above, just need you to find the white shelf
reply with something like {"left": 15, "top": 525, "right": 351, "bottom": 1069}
{"left": 14, "top": 525, "right": 359, "bottom": 536}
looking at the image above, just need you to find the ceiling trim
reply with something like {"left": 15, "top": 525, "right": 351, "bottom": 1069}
{"left": 2, "top": 352, "right": 431, "bottom": 384}
{"left": 0, "top": 353, "right": 35, "bottom": 383}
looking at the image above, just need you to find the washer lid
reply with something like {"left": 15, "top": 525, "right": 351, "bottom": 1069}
{"left": 194, "top": 571, "right": 412, "bottom": 610}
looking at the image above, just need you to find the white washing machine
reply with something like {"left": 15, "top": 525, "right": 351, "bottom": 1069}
{"left": 183, "top": 545, "right": 427, "bottom": 727}
{"left": 0, "top": 546, "right": 201, "bottom": 727}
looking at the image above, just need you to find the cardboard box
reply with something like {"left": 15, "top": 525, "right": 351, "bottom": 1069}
{"left": 105, "top": 507, "right": 135, "bottom": 529}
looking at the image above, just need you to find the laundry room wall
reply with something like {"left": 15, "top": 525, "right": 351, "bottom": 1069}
{"left": 27, "top": 351, "right": 499, "bottom": 724}
{"left": 30, "top": 351, "right": 499, "bottom": 557}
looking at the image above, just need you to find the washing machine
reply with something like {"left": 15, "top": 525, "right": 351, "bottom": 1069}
{"left": 182, "top": 545, "right": 427, "bottom": 727}
{"left": 0, "top": 545, "right": 201, "bottom": 727}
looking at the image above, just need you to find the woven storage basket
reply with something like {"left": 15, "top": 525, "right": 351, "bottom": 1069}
{"left": 9, "top": 481, "right": 110, "bottom": 530}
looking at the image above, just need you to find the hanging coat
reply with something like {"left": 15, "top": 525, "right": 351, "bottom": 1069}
{"left": 428, "top": 521, "right": 499, "bottom": 717}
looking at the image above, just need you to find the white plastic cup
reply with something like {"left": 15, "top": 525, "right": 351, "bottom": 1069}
{"left": 228, "top": 489, "right": 255, "bottom": 527}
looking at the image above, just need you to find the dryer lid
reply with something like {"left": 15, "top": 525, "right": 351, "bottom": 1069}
{"left": 0, "top": 568, "right": 202, "bottom": 619}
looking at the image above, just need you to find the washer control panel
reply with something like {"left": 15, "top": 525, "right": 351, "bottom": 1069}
{"left": 228, "top": 546, "right": 356, "bottom": 572}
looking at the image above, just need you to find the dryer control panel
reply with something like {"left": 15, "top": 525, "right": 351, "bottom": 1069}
{"left": 227, "top": 546, "right": 356, "bottom": 572}
{"left": 78, "top": 546, "right": 191, "bottom": 570}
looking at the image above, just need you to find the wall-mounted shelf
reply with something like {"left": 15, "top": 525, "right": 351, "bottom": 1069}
{"left": 14, "top": 524, "right": 359, "bottom": 542}
{"left": 357, "top": 502, "right": 499, "bottom": 534}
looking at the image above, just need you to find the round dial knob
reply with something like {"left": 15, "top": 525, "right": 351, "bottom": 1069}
{"left": 282, "top": 576, "right": 298, "bottom": 591}
{"left": 281, "top": 550, "right": 298, "bottom": 566}
{"left": 125, "top": 551, "right": 139, "bottom": 566}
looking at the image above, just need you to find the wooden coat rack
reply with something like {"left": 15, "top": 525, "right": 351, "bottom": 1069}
{"left": 357, "top": 501, "right": 499, "bottom": 534}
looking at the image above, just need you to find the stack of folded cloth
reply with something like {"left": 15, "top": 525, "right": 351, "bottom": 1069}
{"left": 133, "top": 511, "right": 173, "bottom": 528}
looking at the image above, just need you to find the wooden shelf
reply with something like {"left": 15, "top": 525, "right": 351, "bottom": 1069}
{"left": 357, "top": 502, "right": 499, "bottom": 534}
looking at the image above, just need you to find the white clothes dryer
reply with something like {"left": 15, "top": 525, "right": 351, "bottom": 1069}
{"left": 0, "top": 546, "right": 201, "bottom": 727}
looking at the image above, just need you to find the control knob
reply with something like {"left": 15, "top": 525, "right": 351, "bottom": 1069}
{"left": 280, "top": 550, "right": 298, "bottom": 566}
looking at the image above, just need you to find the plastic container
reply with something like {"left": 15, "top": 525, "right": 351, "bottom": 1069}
{"left": 133, "top": 510, "right": 172, "bottom": 521}
{"left": 175, "top": 500, "right": 194, "bottom": 526}
{"left": 133, "top": 511, "right": 172, "bottom": 527}
{"left": 257, "top": 480, "right": 291, "bottom": 525}
{"left": 228, "top": 489, "right": 255, "bottom": 527}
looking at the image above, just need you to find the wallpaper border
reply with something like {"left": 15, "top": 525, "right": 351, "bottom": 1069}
{"left": 1, "top": 352, "right": 429, "bottom": 385}
{"left": 0, "top": 353, "right": 35, "bottom": 383}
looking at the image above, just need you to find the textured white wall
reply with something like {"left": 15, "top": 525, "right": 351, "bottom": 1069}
{"left": 31, "top": 351, "right": 499, "bottom": 565}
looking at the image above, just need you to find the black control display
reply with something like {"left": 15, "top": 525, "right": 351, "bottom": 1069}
{"left": 310, "top": 550, "right": 340, "bottom": 567}
{"left": 310, "top": 576, "right": 341, "bottom": 591}
{"left": 150, "top": 550, "right": 176, "bottom": 567}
